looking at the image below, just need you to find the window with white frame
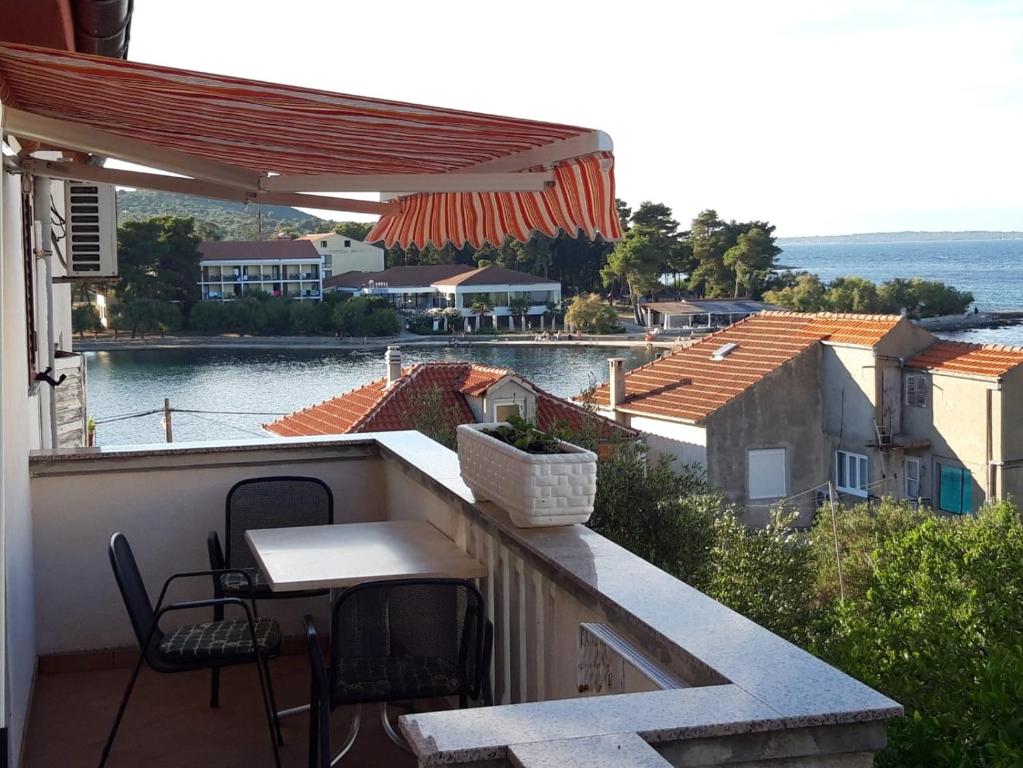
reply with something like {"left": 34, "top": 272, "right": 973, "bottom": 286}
{"left": 904, "top": 457, "right": 921, "bottom": 499}
{"left": 748, "top": 448, "right": 787, "bottom": 499}
{"left": 494, "top": 403, "right": 521, "bottom": 422}
{"left": 905, "top": 373, "right": 927, "bottom": 407}
{"left": 836, "top": 450, "right": 868, "bottom": 497}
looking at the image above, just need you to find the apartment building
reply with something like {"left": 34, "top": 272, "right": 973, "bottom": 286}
{"left": 198, "top": 240, "right": 323, "bottom": 300}
{"left": 592, "top": 312, "right": 1023, "bottom": 525}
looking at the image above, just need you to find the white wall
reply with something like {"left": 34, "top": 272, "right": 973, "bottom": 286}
{"left": 2, "top": 161, "right": 39, "bottom": 768}
{"left": 314, "top": 234, "right": 384, "bottom": 274}
{"left": 626, "top": 415, "right": 708, "bottom": 470}
{"left": 30, "top": 444, "right": 387, "bottom": 654}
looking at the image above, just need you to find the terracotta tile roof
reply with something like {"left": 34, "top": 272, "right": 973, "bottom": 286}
{"left": 907, "top": 340, "right": 1023, "bottom": 378}
{"left": 198, "top": 240, "right": 320, "bottom": 262}
{"left": 430, "top": 266, "right": 559, "bottom": 287}
{"left": 264, "top": 363, "right": 635, "bottom": 440}
{"left": 588, "top": 312, "right": 905, "bottom": 424}
{"left": 324, "top": 265, "right": 473, "bottom": 290}
{"left": 801, "top": 312, "right": 905, "bottom": 347}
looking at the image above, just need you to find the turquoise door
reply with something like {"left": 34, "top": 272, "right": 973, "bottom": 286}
{"left": 938, "top": 465, "right": 973, "bottom": 514}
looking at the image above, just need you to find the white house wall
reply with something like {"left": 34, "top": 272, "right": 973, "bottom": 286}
{"left": 1, "top": 163, "right": 39, "bottom": 768}
{"left": 625, "top": 415, "right": 708, "bottom": 470}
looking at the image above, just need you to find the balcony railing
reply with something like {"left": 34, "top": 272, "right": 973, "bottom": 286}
{"left": 28, "top": 433, "right": 900, "bottom": 766}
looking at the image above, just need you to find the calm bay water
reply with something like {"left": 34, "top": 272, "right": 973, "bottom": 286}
{"left": 779, "top": 239, "right": 1023, "bottom": 311}
{"left": 85, "top": 345, "right": 656, "bottom": 446}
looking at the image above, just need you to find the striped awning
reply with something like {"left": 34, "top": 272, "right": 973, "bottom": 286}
{"left": 0, "top": 42, "right": 621, "bottom": 247}
{"left": 366, "top": 152, "right": 621, "bottom": 249}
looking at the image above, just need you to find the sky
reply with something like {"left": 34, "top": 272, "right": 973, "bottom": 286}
{"left": 125, "top": 0, "right": 1023, "bottom": 237}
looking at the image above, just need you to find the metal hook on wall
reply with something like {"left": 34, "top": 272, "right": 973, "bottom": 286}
{"left": 34, "top": 366, "right": 67, "bottom": 388}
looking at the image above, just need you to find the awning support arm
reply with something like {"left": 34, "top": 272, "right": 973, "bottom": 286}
{"left": 451, "top": 130, "right": 613, "bottom": 174}
{"left": 262, "top": 170, "right": 554, "bottom": 194}
{"left": 19, "top": 158, "right": 399, "bottom": 216}
{"left": 3, "top": 106, "right": 262, "bottom": 190}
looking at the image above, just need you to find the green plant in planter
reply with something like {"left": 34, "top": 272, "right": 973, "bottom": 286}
{"left": 482, "top": 415, "right": 562, "bottom": 455}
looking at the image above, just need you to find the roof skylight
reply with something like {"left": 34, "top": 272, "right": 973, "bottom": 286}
{"left": 711, "top": 342, "right": 739, "bottom": 360}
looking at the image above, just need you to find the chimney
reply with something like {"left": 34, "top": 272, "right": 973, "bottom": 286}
{"left": 385, "top": 346, "right": 402, "bottom": 387}
{"left": 608, "top": 358, "right": 626, "bottom": 411}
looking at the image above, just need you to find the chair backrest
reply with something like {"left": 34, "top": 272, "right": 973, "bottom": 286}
{"left": 225, "top": 476, "right": 334, "bottom": 569}
{"left": 331, "top": 578, "right": 485, "bottom": 699}
{"left": 108, "top": 532, "right": 161, "bottom": 650}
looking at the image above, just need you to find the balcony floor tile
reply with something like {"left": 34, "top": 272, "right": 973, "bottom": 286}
{"left": 23, "top": 654, "right": 418, "bottom": 768}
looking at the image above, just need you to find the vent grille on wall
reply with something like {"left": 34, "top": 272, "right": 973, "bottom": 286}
{"left": 63, "top": 181, "right": 118, "bottom": 277}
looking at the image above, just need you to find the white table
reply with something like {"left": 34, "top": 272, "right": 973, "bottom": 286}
{"left": 245, "top": 520, "right": 486, "bottom": 592}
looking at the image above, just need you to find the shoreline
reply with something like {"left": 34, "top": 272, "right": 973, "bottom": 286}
{"left": 74, "top": 334, "right": 680, "bottom": 353}
{"left": 72, "top": 311, "right": 1023, "bottom": 354}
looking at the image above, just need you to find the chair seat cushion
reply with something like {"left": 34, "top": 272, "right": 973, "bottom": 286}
{"left": 219, "top": 568, "right": 272, "bottom": 596}
{"left": 159, "top": 618, "right": 281, "bottom": 660}
{"left": 333, "top": 656, "right": 461, "bottom": 703}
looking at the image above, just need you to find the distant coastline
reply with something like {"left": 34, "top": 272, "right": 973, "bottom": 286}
{"left": 778, "top": 231, "right": 1023, "bottom": 245}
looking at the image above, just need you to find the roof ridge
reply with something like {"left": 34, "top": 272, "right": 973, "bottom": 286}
{"left": 759, "top": 310, "right": 904, "bottom": 322}
{"left": 927, "top": 339, "right": 1023, "bottom": 354}
{"left": 349, "top": 362, "right": 427, "bottom": 430}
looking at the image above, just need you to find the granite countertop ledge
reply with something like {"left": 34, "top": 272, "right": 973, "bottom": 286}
{"left": 374, "top": 432, "right": 902, "bottom": 762}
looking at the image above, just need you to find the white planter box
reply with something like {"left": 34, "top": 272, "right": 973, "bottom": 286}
{"left": 457, "top": 423, "right": 598, "bottom": 528}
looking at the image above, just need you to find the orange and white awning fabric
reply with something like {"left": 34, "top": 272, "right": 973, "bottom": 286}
{"left": 0, "top": 42, "right": 621, "bottom": 248}
{"left": 367, "top": 152, "right": 620, "bottom": 249}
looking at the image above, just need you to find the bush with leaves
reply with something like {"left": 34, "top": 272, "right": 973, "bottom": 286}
{"left": 72, "top": 304, "right": 103, "bottom": 339}
{"left": 807, "top": 498, "right": 928, "bottom": 605}
{"left": 707, "top": 508, "right": 816, "bottom": 645}
{"left": 332, "top": 296, "right": 400, "bottom": 336}
{"left": 817, "top": 502, "right": 1023, "bottom": 767}
{"left": 400, "top": 385, "right": 461, "bottom": 449}
{"left": 564, "top": 293, "right": 620, "bottom": 333}
{"left": 764, "top": 274, "right": 974, "bottom": 318}
{"left": 287, "top": 300, "right": 324, "bottom": 334}
{"left": 111, "top": 298, "right": 181, "bottom": 339}
{"left": 588, "top": 442, "right": 720, "bottom": 586}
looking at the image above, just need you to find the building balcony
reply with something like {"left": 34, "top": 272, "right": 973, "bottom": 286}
{"left": 25, "top": 433, "right": 899, "bottom": 767}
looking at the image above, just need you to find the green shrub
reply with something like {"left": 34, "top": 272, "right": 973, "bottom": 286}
{"left": 807, "top": 498, "right": 929, "bottom": 605}
{"left": 72, "top": 304, "right": 102, "bottom": 339}
{"left": 261, "top": 297, "right": 293, "bottom": 334}
{"left": 818, "top": 502, "right": 1023, "bottom": 767}
{"left": 708, "top": 508, "right": 816, "bottom": 645}
{"left": 332, "top": 296, "right": 400, "bottom": 336}
{"left": 588, "top": 441, "right": 719, "bottom": 586}
{"left": 564, "top": 293, "right": 619, "bottom": 333}
{"left": 288, "top": 301, "right": 324, "bottom": 334}
{"left": 111, "top": 298, "right": 180, "bottom": 338}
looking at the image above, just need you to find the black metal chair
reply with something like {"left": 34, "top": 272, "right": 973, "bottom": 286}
{"left": 304, "top": 578, "right": 493, "bottom": 767}
{"left": 207, "top": 476, "right": 334, "bottom": 706}
{"left": 101, "top": 532, "right": 283, "bottom": 768}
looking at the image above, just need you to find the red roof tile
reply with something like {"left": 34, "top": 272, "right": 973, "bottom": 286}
{"left": 264, "top": 363, "right": 634, "bottom": 440}
{"left": 198, "top": 240, "right": 320, "bottom": 262}
{"left": 430, "top": 266, "right": 559, "bottom": 286}
{"left": 907, "top": 340, "right": 1023, "bottom": 378}
{"left": 589, "top": 312, "right": 904, "bottom": 424}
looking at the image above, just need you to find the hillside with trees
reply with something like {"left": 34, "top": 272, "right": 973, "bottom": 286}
{"left": 116, "top": 189, "right": 340, "bottom": 240}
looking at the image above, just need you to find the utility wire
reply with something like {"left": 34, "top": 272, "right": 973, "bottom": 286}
{"left": 174, "top": 410, "right": 269, "bottom": 439}
{"left": 172, "top": 408, "right": 288, "bottom": 417}
{"left": 93, "top": 409, "right": 163, "bottom": 424}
